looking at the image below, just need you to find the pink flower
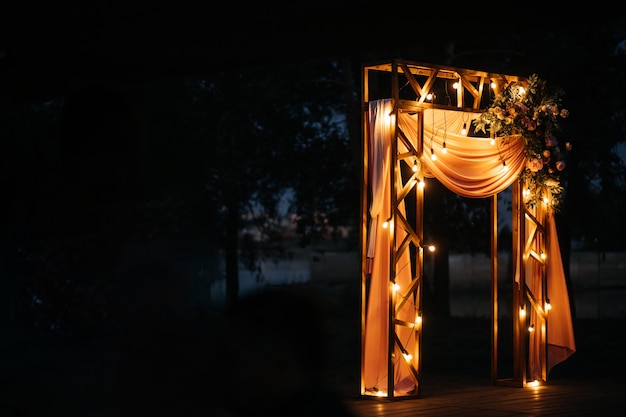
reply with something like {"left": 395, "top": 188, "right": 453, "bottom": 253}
{"left": 545, "top": 135, "right": 558, "bottom": 147}
{"left": 514, "top": 102, "right": 529, "bottom": 114}
{"left": 527, "top": 158, "right": 543, "bottom": 172}
{"left": 556, "top": 160, "right": 566, "bottom": 171}
{"left": 521, "top": 116, "right": 536, "bottom": 131}
{"left": 491, "top": 107, "right": 505, "bottom": 119}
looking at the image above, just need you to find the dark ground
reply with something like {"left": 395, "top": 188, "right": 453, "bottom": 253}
{"left": 1, "top": 275, "right": 625, "bottom": 416}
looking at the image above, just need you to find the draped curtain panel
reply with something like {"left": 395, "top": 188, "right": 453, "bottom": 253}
{"left": 363, "top": 99, "right": 417, "bottom": 395}
{"left": 364, "top": 100, "right": 575, "bottom": 389}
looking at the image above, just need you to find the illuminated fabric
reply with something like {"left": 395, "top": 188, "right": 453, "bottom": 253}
{"left": 364, "top": 100, "right": 575, "bottom": 392}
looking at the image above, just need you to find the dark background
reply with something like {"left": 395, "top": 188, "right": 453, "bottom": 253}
{"left": 1, "top": 5, "right": 626, "bottom": 416}
{"left": 4, "top": 4, "right": 619, "bottom": 101}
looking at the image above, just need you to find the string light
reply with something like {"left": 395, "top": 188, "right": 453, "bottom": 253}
{"left": 461, "top": 113, "right": 469, "bottom": 135}
{"left": 430, "top": 147, "right": 437, "bottom": 161}
{"left": 442, "top": 141, "right": 448, "bottom": 154}
{"left": 412, "top": 159, "right": 418, "bottom": 172}
{"left": 519, "top": 305, "right": 526, "bottom": 319}
{"left": 502, "top": 160, "right": 508, "bottom": 172}
{"left": 545, "top": 299, "right": 552, "bottom": 312}
{"left": 528, "top": 323, "right": 535, "bottom": 332}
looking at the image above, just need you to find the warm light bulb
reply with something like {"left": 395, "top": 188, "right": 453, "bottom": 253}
{"left": 430, "top": 148, "right": 437, "bottom": 161}
{"left": 490, "top": 81, "right": 497, "bottom": 89}
{"left": 428, "top": 245, "right": 436, "bottom": 252}
{"left": 403, "top": 352, "right": 413, "bottom": 362}
{"left": 392, "top": 283, "right": 400, "bottom": 292}
{"left": 442, "top": 142, "right": 448, "bottom": 154}
{"left": 412, "top": 160, "right": 418, "bottom": 172}
{"left": 416, "top": 314, "right": 423, "bottom": 325}
{"left": 418, "top": 180, "right": 425, "bottom": 190}
{"left": 545, "top": 300, "right": 552, "bottom": 311}
{"left": 376, "top": 390, "right": 386, "bottom": 397}
{"left": 528, "top": 323, "right": 535, "bottom": 332}
{"left": 528, "top": 380, "right": 540, "bottom": 388}
{"left": 543, "top": 196, "right": 550, "bottom": 205}
{"left": 519, "top": 306, "right": 526, "bottom": 318}
{"left": 452, "top": 81, "right": 459, "bottom": 89}
{"left": 426, "top": 92, "right": 434, "bottom": 101}
{"left": 490, "top": 138, "right": 495, "bottom": 146}
{"left": 522, "top": 188, "right": 530, "bottom": 199}
{"left": 461, "top": 122, "right": 467, "bottom": 135}
{"left": 540, "top": 251, "right": 547, "bottom": 260}
{"left": 519, "top": 86, "right": 526, "bottom": 95}
{"left": 382, "top": 221, "right": 388, "bottom": 229}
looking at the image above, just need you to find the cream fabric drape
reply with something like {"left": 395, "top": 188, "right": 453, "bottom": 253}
{"left": 365, "top": 101, "right": 575, "bottom": 390}
{"left": 397, "top": 109, "right": 527, "bottom": 196}
{"left": 363, "top": 99, "right": 416, "bottom": 395}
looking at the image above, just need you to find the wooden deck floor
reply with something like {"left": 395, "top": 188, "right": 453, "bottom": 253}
{"left": 342, "top": 375, "right": 625, "bottom": 416}
{"left": 321, "top": 312, "right": 626, "bottom": 417}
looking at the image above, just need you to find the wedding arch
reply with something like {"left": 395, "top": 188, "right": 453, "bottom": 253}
{"left": 359, "top": 60, "right": 576, "bottom": 399}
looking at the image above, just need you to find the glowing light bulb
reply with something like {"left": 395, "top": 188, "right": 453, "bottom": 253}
{"left": 403, "top": 352, "right": 413, "bottom": 362}
{"left": 519, "top": 86, "right": 526, "bottom": 95}
{"left": 502, "top": 161, "right": 508, "bottom": 172}
{"left": 540, "top": 251, "right": 547, "bottom": 260}
{"left": 392, "top": 283, "right": 400, "bottom": 292}
{"left": 430, "top": 148, "right": 437, "bottom": 161}
{"left": 528, "top": 323, "right": 535, "bottom": 332}
{"left": 490, "top": 138, "right": 495, "bottom": 145}
{"left": 461, "top": 122, "right": 467, "bottom": 135}
{"left": 426, "top": 92, "right": 434, "bottom": 101}
{"left": 519, "top": 306, "right": 526, "bottom": 319}
{"left": 412, "top": 160, "right": 418, "bottom": 172}
{"left": 545, "top": 299, "right": 552, "bottom": 311}
{"left": 490, "top": 81, "right": 496, "bottom": 89}
{"left": 442, "top": 142, "right": 448, "bottom": 154}
{"left": 382, "top": 221, "right": 388, "bottom": 229}
{"left": 528, "top": 380, "right": 540, "bottom": 388}
{"left": 418, "top": 180, "right": 425, "bottom": 190}
{"left": 427, "top": 245, "right": 436, "bottom": 252}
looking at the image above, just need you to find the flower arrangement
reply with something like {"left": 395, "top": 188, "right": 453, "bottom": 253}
{"left": 474, "top": 74, "right": 571, "bottom": 211}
